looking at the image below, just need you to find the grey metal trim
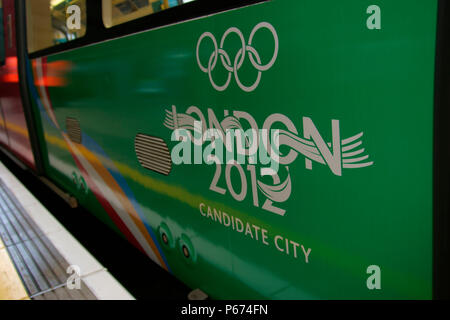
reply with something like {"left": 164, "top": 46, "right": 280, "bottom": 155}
{"left": 66, "top": 118, "right": 82, "bottom": 144}
{"left": 135, "top": 134, "right": 172, "bottom": 176}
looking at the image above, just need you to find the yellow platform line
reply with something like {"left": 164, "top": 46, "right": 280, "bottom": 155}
{"left": 0, "top": 238, "right": 29, "bottom": 300}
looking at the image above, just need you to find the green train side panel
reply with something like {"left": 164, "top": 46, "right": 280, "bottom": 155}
{"left": 27, "top": 67, "right": 123, "bottom": 235}
{"left": 32, "top": 0, "right": 436, "bottom": 299}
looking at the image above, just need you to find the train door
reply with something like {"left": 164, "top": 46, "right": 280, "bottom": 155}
{"left": 0, "top": 0, "right": 35, "bottom": 168}
{"left": 0, "top": 0, "right": 9, "bottom": 146}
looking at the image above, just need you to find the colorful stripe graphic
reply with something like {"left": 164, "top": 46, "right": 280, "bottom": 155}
{"left": 30, "top": 57, "right": 170, "bottom": 272}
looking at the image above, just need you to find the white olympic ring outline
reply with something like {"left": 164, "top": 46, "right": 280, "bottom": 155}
{"left": 196, "top": 22, "right": 279, "bottom": 92}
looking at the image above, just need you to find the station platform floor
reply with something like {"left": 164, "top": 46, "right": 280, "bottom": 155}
{"left": 0, "top": 161, "right": 134, "bottom": 300}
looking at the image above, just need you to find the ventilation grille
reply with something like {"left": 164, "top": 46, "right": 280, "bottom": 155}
{"left": 135, "top": 134, "right": 172, "bottom": 176}
{"left": 66, "top": 118, "right": 81, "bottom": 144}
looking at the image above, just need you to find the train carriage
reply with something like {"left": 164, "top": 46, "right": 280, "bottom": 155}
{"left": 1, "top": 0, "right": 449, "bottom": 299}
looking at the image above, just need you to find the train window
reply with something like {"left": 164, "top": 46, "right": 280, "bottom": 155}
{"left": 26, "top": 0, "right": 87, "bottom": 53}
{"left": 102, "top": 0, "right": 197, "bottom": 28}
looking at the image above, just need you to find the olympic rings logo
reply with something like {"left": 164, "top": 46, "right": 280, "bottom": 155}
{"left": 196, "top": 22, "right": 279, "bottom": 92}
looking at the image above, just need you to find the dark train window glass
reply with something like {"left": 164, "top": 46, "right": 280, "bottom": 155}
{"left": 102, "top": 0, "right": 197, "bottom": 28}
{"left": 26, "top": 0, "right": 87, "bottom": 53}
{"left": 0, "top": 1, "right": 5, "bottom": 65}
